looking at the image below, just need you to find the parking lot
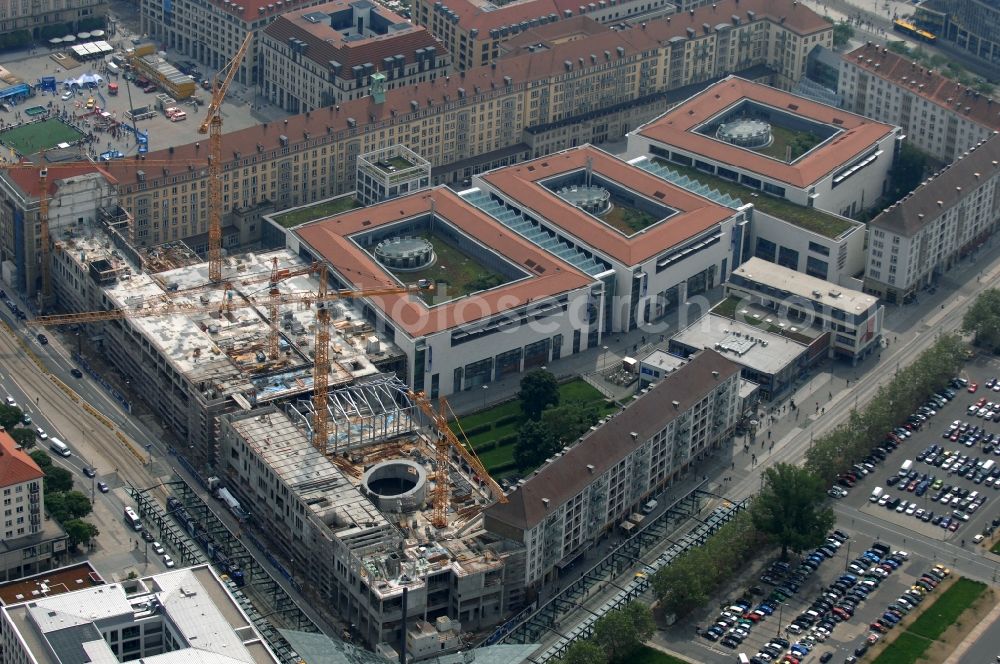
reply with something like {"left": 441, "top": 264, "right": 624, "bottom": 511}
{"left": 0, "top": 45, "right": 286, "bottom": 156}
{"left": 834, "top": 369, "right": 1000, "bottom": 547}
{"left": 687, "top": 529, "right": 951, "bottom": 664}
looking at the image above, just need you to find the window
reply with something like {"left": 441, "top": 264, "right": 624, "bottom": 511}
{"left": 755, "top": 238, "right": 777, "bottom": 262}
{"left": 808, "top": 241, "right": 830, "bottom": 256}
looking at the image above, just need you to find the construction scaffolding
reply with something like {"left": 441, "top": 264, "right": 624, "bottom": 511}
{"left": 286, "top": 375, "right": 416, "bottom": 455}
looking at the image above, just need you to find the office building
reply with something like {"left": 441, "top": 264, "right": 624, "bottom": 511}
{"left": 292, "top": 146, "right": 746, "bottom": 396}
{"left": 261, "top": 0, "right": 451, "bottom": 112}
{"left": 628, "top": 76, "right": 900, "bottom": 220}
{"left": 915, "top": 0, "right": 1000, "bottom": 68}
{"left": 0, "top": 0, "right": 105, "bottom": 43}
{"left": 838, "top": 42, "right": 1000, "bottom": 163}
{"left": 139, "top": 0, "right": 328, "bottom": 85}
{"left": 484, "top": 349, "right": 741, "bottom": 589}
{"left": 0, "top": 565, "right": 281, "bottom": 663}
{"left": 726, "top": 256, "right": 883, "bottom": 363}
{"left": 103, "top": 0, "right": 831, "bottom": 252}
{"left": 0, "top": 432, "right": 67, "bottom": 584}
{"left": 356, "top": 144, "right": 432, "bottom": 205}
{"left": 864, "top": 133, "right": 1000, "bottom": 303}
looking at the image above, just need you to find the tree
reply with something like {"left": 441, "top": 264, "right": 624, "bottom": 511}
{"left": 30, "top": 449, "right": 52, "bottom": 472}
{"left": 518, "top": 369, "right": 559, "bottom": 420}
{"left": 64, "top": 519, "right": 99, "bottom": 550}
{"left": 44, "top": 466, "right": 74, "bottom": 494}
{"left": 889, "top": 142, "right": 930, "bottom": 200}
{"left": 752, "top": 463, "right": 834, "bottom": 560}
{"left": 963, "top": 289, "right": 1000, "bottom": 352}
{"left": 592, "top": 603, "right": 654, "bottom": 661}
{"left": 832, "top": 21, "right": 855, "bottom": 47}
{"left": 9, "top": 428, "right": 36, "bottom": 450}
{"left": 558, "top": 640, "right": 607, "bottom": 664}
{"left": 651, "top": 551, "right": 711, "bottom": 617}
{"left": 0, "top": 405, "right": 23, "bottom": 431}
{"left": 541, "top": 401, "right": 602, "bottom": 445}
{"left": 513, "top": 420, "right": 558, "bottom": 471}
{"left": 46, "top": 491, "right": 93, "bottom": 522}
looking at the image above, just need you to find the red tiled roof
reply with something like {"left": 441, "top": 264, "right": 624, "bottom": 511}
{"left": 485, "top": 348, "right": 741, "bottom": 531}
{"left": 264, "top": 1, "right": 446, "bottom": 76}
{"left": 4, "top": 164, "right": 114, "bottom": 198}
{"left": 635, "top": 76, "right": 897, "bottom": 188}
{"left": 481, "top": 146, "right": 734, "bottom": 265}
{"left": 294, "top": 187, "right": 593, "bottom": 337}
{"left": 845, "top": 42, "right": 1000, "bottom": 132}
{"left": 443, "top": 0, "right": 831, "bottom": 35}
{"left": 0, "top": 432, "right": 44, "bottom": 487}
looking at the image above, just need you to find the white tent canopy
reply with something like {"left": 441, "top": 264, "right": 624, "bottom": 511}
{"left": 63, "top": 72, "right": 105, "bottom": 88}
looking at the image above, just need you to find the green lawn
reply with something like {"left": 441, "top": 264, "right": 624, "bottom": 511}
{"left": 453, "top": 378, "right": 613, "bottom": 475}
{"left": 601, "top": 195, "right": 661, "bottom": 235}
{"left": 711, "top": 296, "right": 814, "bottom": 345}
{"left": 991, "top": 539, "right": 1000, "bottom": 554}
{"left": 651, "top": 158, "right": 856, "bottom": 239}
{"left": 272, "top": 195, "right": 361, "bottom": 228}
{"left": 386, "top": 232, "right": 511, "bottom": 304}
{"left": 871, "top": 578, "right": 987, "bottom": 664}
{"left": 617, "top": 646, "right": 691, "bottom": 664}
{"left": 754, "top": 125, "right": 822, "bottom": 162}
{"left": 906, "top": 578, "right": 986, "bottom": 640}
{"left": 0, "top": 118, "right": 85, "bottom": 155}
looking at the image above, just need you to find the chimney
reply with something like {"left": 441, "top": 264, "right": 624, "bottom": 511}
{"left": 630, "top": 432, "right": 638, "bottom": 441}
{"left": 542, "top": 498, "right": 550, "bottom": 507}
{"left": 672, "top": 400, "right": 680, "bottom": 408}
{"left": 586, "top": 464, "right": 595, "bottom": 473}
{"left": 712, "top": 370, "right": 719, "bottom": 378}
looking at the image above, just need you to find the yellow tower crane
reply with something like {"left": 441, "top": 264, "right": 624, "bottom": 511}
{"left": 409, "top": 391, "right": 507, "bottom": 529}
{"left": 36, "top": 278, "right": 432, "bottom": 454}
{"left": 199, "top": 31, "right": 254, "bottom": 284}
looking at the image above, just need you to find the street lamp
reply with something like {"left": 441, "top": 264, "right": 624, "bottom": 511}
{"left": 776, "top": 602, "right": 789, "bottom": 636}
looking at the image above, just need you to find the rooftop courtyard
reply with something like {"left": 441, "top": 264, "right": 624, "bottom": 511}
{"left": 272, "top": 195, "right": 363, "bottom": 228}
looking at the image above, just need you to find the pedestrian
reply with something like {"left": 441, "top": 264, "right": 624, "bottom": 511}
{"left": 731, "top": 462, "right": 735, "bottom": 470}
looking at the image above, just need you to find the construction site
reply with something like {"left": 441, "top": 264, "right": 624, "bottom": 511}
{"left": 219, "top": 386, "right": 521, "bottom": 654}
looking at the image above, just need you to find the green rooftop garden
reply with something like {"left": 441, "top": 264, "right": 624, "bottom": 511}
{"left": 712, "top": 296, "right": 815, "bottom": 345}
{"left": 755, "top": 125, "right": 823, "bottom": 162}
{"left": 651, "top": 159, "right": 857, "bottom": 240}
{"left": 601, "top": 194, "right": 662, "bottom": 235}
{"left": 380, "top": 232, "right": 512, "bottom": 304}
{"left": 272, "top": 195, "right": 362, "bottom": 228}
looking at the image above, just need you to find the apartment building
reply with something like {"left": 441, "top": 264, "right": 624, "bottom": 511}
{"left": 726, "top": 256, "right": 883, "bottom": 362}
{"left": 916, "top": 0, "right": 1000, "bottom": 68}
{"left": 261, "top": 0, "right": 451, "bottom": 112}
{"left": 484, "top": 349, "right": 741, "bottom": 588}
{"left": 139, "top": 0, "right": 328, "bottom": 85}
{"left": 0, "top": 432, "right": 67, "bottom": 583}
{"left": 864, "top": 134, "right": 1000, "bottom": 304}
{"left": 838, "top": 42, "right": 1000, "bottom": 163}
{"left": 0, "top": 566, "right": 280, "bottom": 663}
{"left": 104, "top": 0, "right": 831, "bottom": 251}
{"left": 0, "top": 167, "right": 114, "bottom": 300}
{"left": 413, "top": 0, "right": 674, "bottom": 70}
{"left": 0, "top": 0, "right": 105, "bottom": 42}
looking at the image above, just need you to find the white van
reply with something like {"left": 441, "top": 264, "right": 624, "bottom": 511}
{"left": 738, "top": 654, "right": 751, "bottom": 664}
{"left": 49, "top": 438, "right": 71, "bottom": 458}
{"left": 641, "top": 499, "right": 658, "bottom": 515}
{"left": 900, "top": 459, "right": 913, "bottom": 475}
{"left": 106, "top": 62, "right": 120, "bottom": 76}
{"left": 981, "top": 460, "right": 995, "bottom": 474}
{"left": 870, "top": 486, "right": 884, "bottom": 502}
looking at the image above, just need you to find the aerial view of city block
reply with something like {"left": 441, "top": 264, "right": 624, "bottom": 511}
{"left": 0, "top": 0, "right": 998, "bottom": 661}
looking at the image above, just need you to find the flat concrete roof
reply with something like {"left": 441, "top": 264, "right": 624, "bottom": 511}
{"left": 0, "top": 563, "right": 102, "bottom": 606}
{"left": 731, "top": 257, "right": 878, "bottom": 315}
{"left": 671, "top": 314, "right": 808, "bottom": 376}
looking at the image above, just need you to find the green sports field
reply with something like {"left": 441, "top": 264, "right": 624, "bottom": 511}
{"left": 0, "top": 118, "right": 85, "bottom": 156}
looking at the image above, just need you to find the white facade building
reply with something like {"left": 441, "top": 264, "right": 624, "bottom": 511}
{"left": 727, "top": 257, "right": 883, "bottom": 362}
{"left": 628, "top": 76, "right": 900, "bottom": 220}
{"left": 0, "top": 565, "right": 281, "bottom": 664}
{"left": 838, "top": 43, "right": 998, "bottom": 163}
{"left": 484, "top": 349, "right": 741, "bottom": 588}
{"left": 864, "top": 134, "right": 1000, "bottom": 303}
